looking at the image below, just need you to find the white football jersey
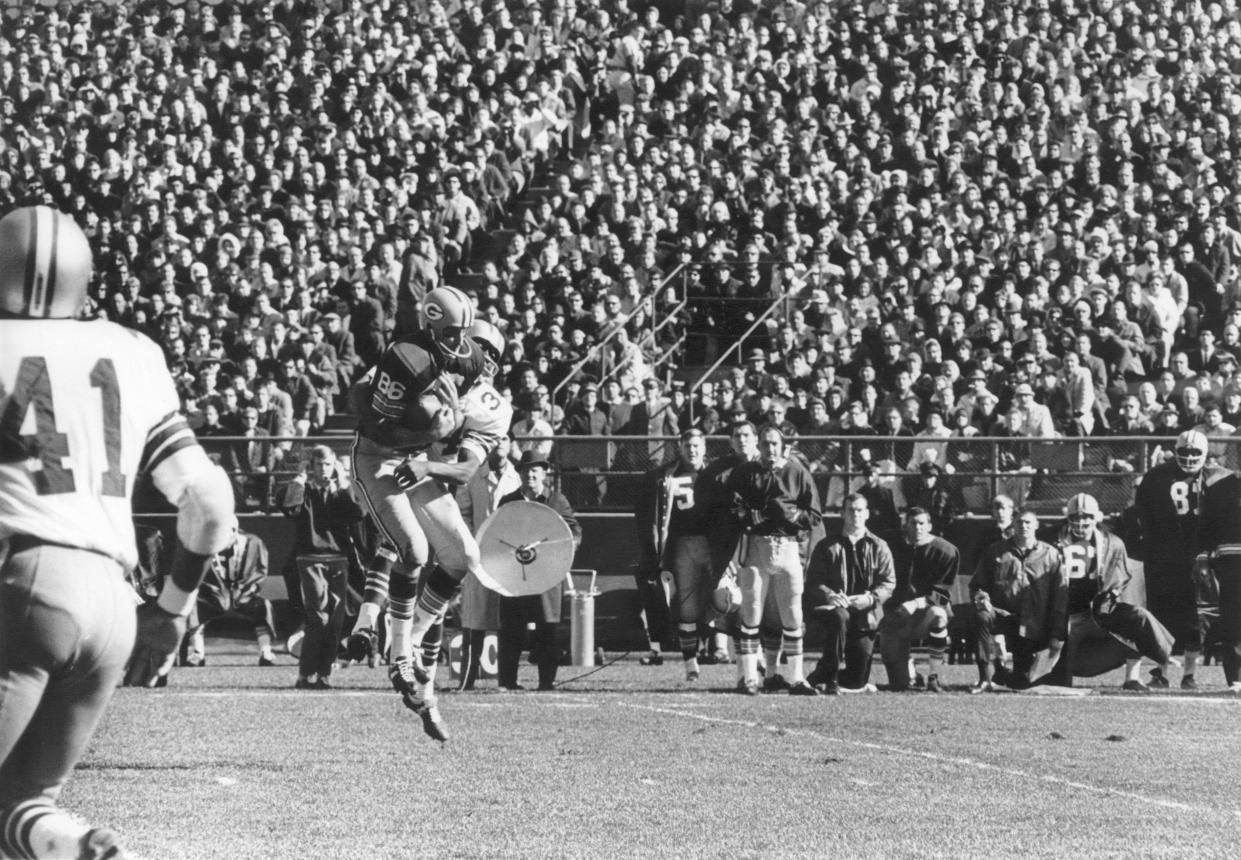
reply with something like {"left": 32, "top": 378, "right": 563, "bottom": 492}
{"left": 433, "top": 378, "right": 513, "bottom": 464}
{"left": 1, "top": 318, "right": 199, "bottom": 568}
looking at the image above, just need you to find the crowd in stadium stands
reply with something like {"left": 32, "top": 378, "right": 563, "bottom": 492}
{"left": 2, "top": 0, "right": 1241, "bottom": 499}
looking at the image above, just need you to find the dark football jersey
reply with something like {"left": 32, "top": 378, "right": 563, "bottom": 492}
{"left": 1136, "top": 462, "right": 1235, "bottom": 562}
{"left": 357, "top": 332, "right": 484, "bottom": 451}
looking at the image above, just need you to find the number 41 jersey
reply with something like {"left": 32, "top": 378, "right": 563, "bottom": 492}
{"left": 1, "top": 318, "right": 197, "bottom": 568}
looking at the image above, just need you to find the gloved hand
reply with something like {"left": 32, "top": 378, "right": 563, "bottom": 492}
{"left": 124, "top": 602, "right": 187, "bottom": 687}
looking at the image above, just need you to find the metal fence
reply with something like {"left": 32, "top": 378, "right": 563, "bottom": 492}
{"left": 164, "top": 433, "right": 1241, "bottom": 518}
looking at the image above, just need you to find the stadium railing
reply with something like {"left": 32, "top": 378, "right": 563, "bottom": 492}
{"left": 149, "top": 434, "right": 1241, "bottom": 518}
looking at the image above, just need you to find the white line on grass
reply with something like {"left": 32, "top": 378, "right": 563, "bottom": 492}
{"left": 623, "top": 702, "right": 1241, "bottom": 818}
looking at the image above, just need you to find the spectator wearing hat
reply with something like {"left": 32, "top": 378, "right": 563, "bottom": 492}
{"left": 495, "top": 451, "right": 582, "bottom": 691}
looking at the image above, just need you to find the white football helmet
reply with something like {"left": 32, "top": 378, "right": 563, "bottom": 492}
{"left": 1174, "top": 429, "right": 1208, "bottom": 475}
{"left": 421, "top": 285, "right": 475, "bottom": 358}
{"left": 0, "top": 206, "right": 93, "bottom": 319}
{"left": 1065, "top": 493, "right": 1101, "bottom": 540}
{"left": 467, "top": 319, "right": 505, "bottom": 378}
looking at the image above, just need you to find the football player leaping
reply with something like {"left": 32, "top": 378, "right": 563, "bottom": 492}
{"left": 1, "top": 207, "right": 237, "bottom": 860}
{"left": 348, "top": 286, "right": 483, "bottom": 735}
{"left": 1134, "top": 430, "right": 1235, "bottom": 690}
{"left": 385, "top": 320, "right": 512, "bottom": 740}
{"left": 351, "top": 316, "right": 511, "bottom": 741}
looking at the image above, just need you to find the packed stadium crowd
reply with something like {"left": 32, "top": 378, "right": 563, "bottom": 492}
{"left": 1, "top": 0, "right": 1240, "bottom": 485}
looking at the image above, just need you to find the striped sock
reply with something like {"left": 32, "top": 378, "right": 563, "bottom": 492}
{"left": 409, "top": 566, "right": 460, "bottom": 646}
{"left": 678, "top": 623, "right": 698, "bottom": 660}
{"left": 782, "top": 628, "right": 804, "bottom": 683}
{"left": 362, "top": 545, "right": 397, "bottom": 606}
{"left": 1, "top": 799, "right": 89, "bottom": 860}
{"left": 927, "top": 627, "right": 949, "bottom": 678}
{"left": 388, "top": 571, "right": 418, "bottom": 662}
{"left": 738, "top": 625, "right": 761, "bottom": 683}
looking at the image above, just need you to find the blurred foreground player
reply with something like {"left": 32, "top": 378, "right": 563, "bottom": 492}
{"left": 0, "top": 207, "right": 236, "bottom": 859}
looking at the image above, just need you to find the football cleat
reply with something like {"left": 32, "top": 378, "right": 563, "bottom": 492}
{"left": 925, "top": 675, "right": 944, "bottom": 693}
{"left": 736, "top": 678, "right": 760, "bottom": 696}
{"left": 1122, "top": 679, "right": 1151, "bottom": 693}
{"left": 1181, "top": 674, "right": 1198, "bottom": 691}
{"left": 838, "top": 683, "right": 878, "bottom": 695}
{"left": 405, "top": 697, "right": 450, "bottom": 742}
{"left": 346, "top": 628, "right": 378, "bottom": 664}
{"left": 763, "top": 674, "right": 792, "bottom": 693}
{"left": 389, "top": 658, "right": 420, "bottom": 698}
{"left": 258, "top": 654, "right": 276, "bottom": 667}
{"left": 1149, "top": 668, "right": 1170, "bottom": 689}
{"left": 639, "top": 651, "right": 664, "bottom": 666}
{"left": 183, "top": 652, "right": 206, "bottom": 668}
{"left": 970, "top": 681, "right": 1001, "bottom": 694}
{"left": 78, "top": 827, "right": 126, "bottom": 860}
{"left": 788, "top": 680, "right": 819, "bottom": 697}
{"left": 685, "top": 659, "right": 700, "bottom": 682}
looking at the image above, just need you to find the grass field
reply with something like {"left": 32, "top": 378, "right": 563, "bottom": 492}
{"left": 68, "top": 638, "right": 1241, "bottom": 860}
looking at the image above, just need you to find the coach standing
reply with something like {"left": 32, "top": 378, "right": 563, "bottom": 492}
{"left": 496, "top": 452, "right": 583, "bottom": 691}
{"left": 635, "top": 429, "right": 716, "bottom": 681}
{"left": 725, "top": 426, "right": 821, "bottom": 696}
{"left": 805, "top": 493, "right": 896, "bottom": 694}
{"left": 278, "top": 445, "right": 364, "bottom": 690}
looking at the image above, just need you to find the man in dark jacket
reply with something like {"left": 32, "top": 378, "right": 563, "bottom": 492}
{"left": 969, "top": 507, "right": 1065, "bottom": 691}
{"left": 805, "top": 493, "right": 896, "bottom": 694}
{"left": 496, "top": 451, "right": 582, "bottom": 691}
{"left": 278, "top": 445, "right": 364, "bottom": 690}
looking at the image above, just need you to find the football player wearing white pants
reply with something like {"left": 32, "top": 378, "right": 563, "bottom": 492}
{"left": 0, "top": 206, "right": 236, "bottom": 860}
{"left": 725, "top": 426, "right": 822, "bottom": 696}
{"left": 353, "top": 320, "right": 512, "bottom": 741}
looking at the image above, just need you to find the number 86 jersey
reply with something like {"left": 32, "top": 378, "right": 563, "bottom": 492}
{"left": 1, "top": 319, "right": 197, "bottom": 568}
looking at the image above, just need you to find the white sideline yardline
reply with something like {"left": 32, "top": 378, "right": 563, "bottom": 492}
{"left": 623, "top": 702, "right": 1241, "bottom": 818}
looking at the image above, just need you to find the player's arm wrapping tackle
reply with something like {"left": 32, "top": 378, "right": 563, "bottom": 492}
{"left": 124, "top": 442, "right": 238, "bottom": 687}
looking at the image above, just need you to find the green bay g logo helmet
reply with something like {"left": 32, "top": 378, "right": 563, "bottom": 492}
{"left": 0, "top": 206, "right": 93, "bottom": 319}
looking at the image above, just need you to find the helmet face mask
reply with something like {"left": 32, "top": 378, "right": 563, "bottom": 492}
{"left": 467, "top": 319, "right": 504, "bottom": 378}
{"left": 0, "top": 206, "right": 93, "bottom": 319}
{"left": 1174, "top": 429, "right": 1208, "bottom": 475}
{"left": 1066, "top": 493, "right": 1100, "bottom": 540}
{"left": 421, "top": 285, "right": 475, "bottom": 358}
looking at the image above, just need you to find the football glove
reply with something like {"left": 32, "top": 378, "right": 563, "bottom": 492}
{"left": 124, "top": 602, "right": 187, "bottom": 687}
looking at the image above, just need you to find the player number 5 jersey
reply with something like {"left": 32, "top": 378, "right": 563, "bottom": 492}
{"left": 1, "top": 319, "right": 197, "bottom": 568}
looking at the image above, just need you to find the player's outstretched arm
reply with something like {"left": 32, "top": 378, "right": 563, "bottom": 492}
{"left": 395, "top": 447, "right": 485, "bottom": 490}
{"left": 125, "top": 448, "right": 237, "bottom": 687}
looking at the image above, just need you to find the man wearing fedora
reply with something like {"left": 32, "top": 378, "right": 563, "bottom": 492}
{"left": 496, "top": 451, "right": 582, "bottom": 690}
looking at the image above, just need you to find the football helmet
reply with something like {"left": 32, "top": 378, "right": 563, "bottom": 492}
{"left": 421, "top": 286, "right": 475, "bottom": 358}
{"left": 467, "top": 319, "right": 505, "bottom": 378}
{"left": 1065, "top": 493, "right": 1101, "bottom": 540}
{"left": 1174, "top": 429, "right": 1208, "bottom": 475}
{"left": 0, "top": 206, "right": 93, "bottom": 319}
{"left": 712, "top": 569, "right": 742, "bottom": 615}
